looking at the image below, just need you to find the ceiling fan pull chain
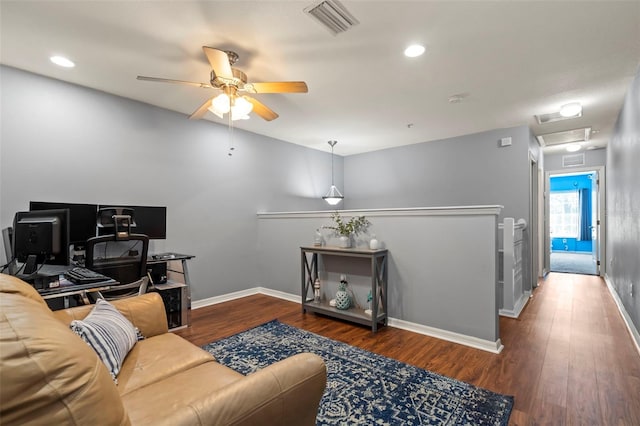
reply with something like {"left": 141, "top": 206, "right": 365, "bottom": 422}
{"left": 228, "top": 111, "right": 235, "bottom": 156}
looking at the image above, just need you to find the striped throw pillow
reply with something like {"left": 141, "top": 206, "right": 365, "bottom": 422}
{"left": 70, "top": 298, "right": 139, "bottom": 383}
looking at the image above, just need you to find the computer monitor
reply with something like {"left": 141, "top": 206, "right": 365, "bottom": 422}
{"left": 128, "top": 206, "right": 166, "bottom": 239}
{"left": 98, "top": 205, "right": 166, "bottom": 239}
{"left": 29, "top": 201, "right": 98, "bottom": 248}
{"left": 12, "top": 209, "right": 70, "bottom": 273}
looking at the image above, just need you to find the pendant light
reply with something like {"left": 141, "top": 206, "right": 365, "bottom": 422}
{"left": 323, "top": 140, "right": 344, "bottom": 205}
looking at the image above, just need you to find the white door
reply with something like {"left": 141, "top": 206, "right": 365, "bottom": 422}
{"left": 544, "top": 166, "right": 605, "bottom": 277}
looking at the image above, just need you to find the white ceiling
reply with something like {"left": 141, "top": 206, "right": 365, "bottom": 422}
{"left": 1, "top": 1, "right": 639, "bottom": 156}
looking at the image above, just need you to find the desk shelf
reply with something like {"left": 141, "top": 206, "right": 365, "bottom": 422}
{"left": 148, "top": 254, "right": 195, "bottom": 331}
{"left": 300, "top": 245, "right": 388, "bottom": 333}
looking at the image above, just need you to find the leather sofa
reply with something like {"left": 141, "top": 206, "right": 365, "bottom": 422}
{"left": 0, "top": 273, "right": 327, "bottom": 425}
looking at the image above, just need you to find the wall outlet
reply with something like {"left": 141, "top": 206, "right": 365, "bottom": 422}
{"left": 630, "top": 282, "right": 634, "bottom": 297}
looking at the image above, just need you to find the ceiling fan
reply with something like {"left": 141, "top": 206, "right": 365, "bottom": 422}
{"left": 137, "top": 46, "right": 308, "bottom": 122}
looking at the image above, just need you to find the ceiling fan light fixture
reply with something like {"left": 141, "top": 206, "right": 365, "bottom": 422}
{"left": 210, "top": 93, "right": 230, "bottom": 114}
{"left": 231, "top": 96, "right": 253, "bottom": 120}
{"left": 559, "top": 102, "right": 582, "bottom": 118}
{"left": 209, "top": 93, "right": 253, "bottom": 121}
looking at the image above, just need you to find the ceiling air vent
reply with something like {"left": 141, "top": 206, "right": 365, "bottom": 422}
{"left": 537, "top": 127, "right": 591, "bottom": 147}
{"left": 562, "top": 153, "right": 585, "bottom": 167}
{"left": 304, "top": 0, "right": 359, "bottom": 35}
{"left": 535, "top": 110, "right": 582, "bottom": 124}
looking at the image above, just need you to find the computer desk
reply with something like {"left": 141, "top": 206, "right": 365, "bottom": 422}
{"left": 39, "top": 277, "right": 117, "bottom": 300}
{"left": 13, "top": 263, "right": 118, "bottom": 308}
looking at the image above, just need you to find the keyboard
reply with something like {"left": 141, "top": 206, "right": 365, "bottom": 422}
{"left": 64, "top": 267, "right": 110, "bottom": 284}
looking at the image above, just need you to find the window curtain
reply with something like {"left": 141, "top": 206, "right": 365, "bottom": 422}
{"left": 578, "top": 188, "right": 592, "bottom": 241}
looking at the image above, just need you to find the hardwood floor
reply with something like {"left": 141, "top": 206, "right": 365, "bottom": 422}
{"left": 175, "top": 272, "right": 640, "bottom": 425}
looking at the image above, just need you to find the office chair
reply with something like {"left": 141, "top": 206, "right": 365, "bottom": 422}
{"left": 84, "top": 214, "right": 150, "bottom": 300}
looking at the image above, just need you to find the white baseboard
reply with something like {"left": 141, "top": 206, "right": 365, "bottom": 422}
{"left": 257, "top": 287, "right": 300, "bottom": 303}
{"left": 387, "top": 318, "right": 504, "bottom": 354}
{"left": 191, "top": 287, "right": 297, "bottom": 309}
{"left": 499, "top": 290, "right": 531, "bottom": 318}
{"left": 191, "top": 288, "right": 259, "bottom": 309}
{"left": 192, "top": 288, "right": 503, "bottom": 354}
{"left": 604, "top": 274, "right": 640, "bottom": 356}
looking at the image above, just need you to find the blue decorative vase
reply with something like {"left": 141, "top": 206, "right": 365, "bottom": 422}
{"left": 335, "top": 282, "right": 351, "bottom": 310}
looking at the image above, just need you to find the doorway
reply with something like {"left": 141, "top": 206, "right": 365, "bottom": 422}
{"left": 545, "top": 167, "right": 604, "bottom": 276}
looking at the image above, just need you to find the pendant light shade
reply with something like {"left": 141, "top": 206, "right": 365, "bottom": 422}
{"left": 324, "top": 185, "right": 344, "bottom": 205}
{"left": 323, "top": 140, "right": 344, "bottom": 205}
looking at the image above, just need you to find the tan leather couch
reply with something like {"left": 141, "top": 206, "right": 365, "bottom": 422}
{"left": 0, "top": 274, "right": 327, "bottom": 425}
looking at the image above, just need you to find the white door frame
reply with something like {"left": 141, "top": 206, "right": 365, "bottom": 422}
{"left": 529, "top": 153, "right": 540, "bottom": 289}
{"left": 544, "top": 165, "right": 606, "bottom": 276}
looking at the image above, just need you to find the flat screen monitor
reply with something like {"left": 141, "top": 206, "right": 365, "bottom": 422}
{"left": 98, "top": 205, "right": 166, "bottom": 239}
{"left": 30, "top": 201, "right": 98, "bottom": 247}
{"left": 13, "top": 209, "right": 70, "bottom": 272}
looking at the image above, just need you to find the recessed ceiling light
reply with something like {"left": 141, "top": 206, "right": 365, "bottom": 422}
{"left": 565, "top": 144, "right": 581, "bottom": 152}
{"left": 50, "top": 56, "right": 75, "bottom": 68}
{"left": 559, "top": 102, "right": 582, "bottom": 118}
{"left": 404, "top": 44, "right": 425, "bottom": 58}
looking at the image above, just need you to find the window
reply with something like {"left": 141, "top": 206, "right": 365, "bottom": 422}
{"left": 550, "top": 191, "right": 579, "bottom": 237}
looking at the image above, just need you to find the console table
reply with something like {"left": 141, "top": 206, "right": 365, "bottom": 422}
{"left": 300, "top": 245, "right": 388, "bottom": 332}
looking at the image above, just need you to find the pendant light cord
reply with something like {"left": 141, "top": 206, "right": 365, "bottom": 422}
{"left": 331, "top": 143, "right": 335, "bottom": 185}
{"left": 328, "top": 140, "right": 337, "bottom": 186}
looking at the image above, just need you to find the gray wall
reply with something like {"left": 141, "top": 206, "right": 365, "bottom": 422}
{"left": 606, "top": 67, "right": 640, "bottom": 334}
{"left": 344, "top": 125, "right": 541, "bottom": 300}
{"left": 544, "top": 148, "right": 607, "bottom": 171}
{"left": 257, "top": 208, "right": 502, "bottom": 345}
{"left": 0, "top": 66, "right": 341, "bottom": 301}
{"left": 344, "top": 126, "right": 531, "bottom": 217}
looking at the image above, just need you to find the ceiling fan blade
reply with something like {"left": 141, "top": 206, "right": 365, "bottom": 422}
{"left": 202, "top": 47, "right": 233, "bottom": 79}
{"left": 245, "top": 82, "right": 308, "bottom": 93}
{"left": 189, "top": 98, "right": 213, "bottom": 120}
{"left": 246, "top": 97, "right": 279, "bottom": 121}
{"left": 137, "top": 75, "right": 211, "bottom": 88}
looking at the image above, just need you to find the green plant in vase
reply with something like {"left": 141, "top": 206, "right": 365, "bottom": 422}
{"left": 325, "top": 211, "right": 370, "bottom": 248}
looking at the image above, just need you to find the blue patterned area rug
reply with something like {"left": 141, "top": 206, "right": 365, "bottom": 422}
{"left": 203, "top": 320, "right": 513, "bottom": 425}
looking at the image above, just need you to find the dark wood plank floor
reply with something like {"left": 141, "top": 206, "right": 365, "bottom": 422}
{"left": 175, "top": 272, "right": 640, "bottom": 425}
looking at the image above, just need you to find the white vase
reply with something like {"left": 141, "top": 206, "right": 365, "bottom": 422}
{"left": 338, "top": 235, "right": 351, "bottom": 248}
{"left": 369, "top": 234, "right": 380, "bottom": 250}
